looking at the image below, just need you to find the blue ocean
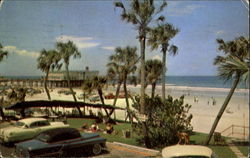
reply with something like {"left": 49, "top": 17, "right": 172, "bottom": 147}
{"left": 165, "top": 76, "right": 248, "bottom": 89}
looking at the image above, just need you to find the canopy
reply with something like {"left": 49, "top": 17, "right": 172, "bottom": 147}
{"left": 5, "top": 100, "right": 124, "bottom": 110}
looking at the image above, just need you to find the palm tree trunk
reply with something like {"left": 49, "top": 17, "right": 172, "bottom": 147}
{"left": 65, "top": 63, "right": 83, "bottom": 117}
{"left": 123, "top": 75, "right": 132, "bottom": 122}
{"left": 0, "top": 97, "right": 5, "bottom": 120}
{"left": 205, "top": 75, "right": 241, "bottom": 145}
{"left": 162, "top": 51, "right": 167, "bottom": 100}
{"left": 140, "top": 35, "right": 150, "bottom": 148}
{"left": 151, "top": 82, "right": 156, "bottom": 98}
{"left": 140, "top": 37, "right": 146, "bottom": 114}
{"left": 112, "top": 81, "right": 122, "bottom": 119}
{"left": 97, "top": 89, "right": 109, "bottom": 117}
{"left": 44, "top": 70, "right": 51, "bottom": 101}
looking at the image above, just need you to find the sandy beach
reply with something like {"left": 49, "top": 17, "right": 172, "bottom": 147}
{"left": 22, "top": 84, "right": 249, "bottom": 139}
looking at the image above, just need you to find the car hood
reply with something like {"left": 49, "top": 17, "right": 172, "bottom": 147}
{"left": 16, "top": 139, "right": 48, "bottom": 151}
{"left": 82, "top": 132, "right": 100, "bottom": 139}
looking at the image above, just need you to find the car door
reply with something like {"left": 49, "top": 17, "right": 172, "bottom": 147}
{"left": 37, "top": 120, "right": 51, "bottom": 132}
{"left": 16, "top": 122, "right": 40, "bottom": 141}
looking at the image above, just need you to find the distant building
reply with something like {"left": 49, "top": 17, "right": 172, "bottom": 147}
{"left": 46, "top": 67, "right": 99, "bottom": 87}
{"left": 48, "top": 70, "right": 99, "bottom": 81}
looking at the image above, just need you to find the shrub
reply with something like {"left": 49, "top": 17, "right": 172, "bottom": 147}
{"left": 131, "top": 95, "right": 193, "bottom": 148}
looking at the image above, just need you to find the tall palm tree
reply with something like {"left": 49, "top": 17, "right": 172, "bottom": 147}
{"left": 148, "top": 22, "right": 179, "bottom": 100}
{"left": 56, "top": 40, "right": 83, "bottom": 117}
{"left": 37, "top": 49, "right": 61, "bottom": 100}
{"left": 205, "top": 36, "right": 249, "bottom": 145}
{"left": 82, "top": 76, "right": 110, "bottom": 117}
{"left": 0, "top": 43, "right": 8, "bottom": 120}
{"left": 114, "top": 0, "right": 167, "bottom": 115}
{"left": 145, "top": 59, "right": 163, "bottom": 98}
{"left": 0, "top": 43, "right": 8, "bottom": 62}
{"left": 107, "top": 46, "right": 138, "bottom": 122}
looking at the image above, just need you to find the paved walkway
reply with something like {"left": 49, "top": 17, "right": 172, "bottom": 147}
{"left": 95, "top": 142, "right": 160, "bottom": 158}
{"left": 228, "top": 143, "right": 246, "bottom": 158}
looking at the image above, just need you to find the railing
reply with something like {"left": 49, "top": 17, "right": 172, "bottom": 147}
{"left": 220, "top": 124, "right": 249, "bottom": 140}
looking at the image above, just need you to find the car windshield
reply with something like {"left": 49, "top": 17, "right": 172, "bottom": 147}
{"left": 14, "top": 121, "right": 25, "bottom": 127}
{"left": 36, "top": 133, "right": 50, "bottom": 142}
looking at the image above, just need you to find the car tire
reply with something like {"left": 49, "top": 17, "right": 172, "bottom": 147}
{"left": 92, "top": 143, "right": 102, "bottom": 155}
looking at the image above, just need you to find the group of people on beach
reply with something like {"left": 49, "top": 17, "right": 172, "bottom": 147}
{"left": 207, "top": 97, "right": 216, "bottom": 106}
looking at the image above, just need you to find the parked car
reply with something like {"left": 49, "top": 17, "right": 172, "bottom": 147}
{"left": 89, "top": 95, "right": 100, "bottom": 102}
{"left": 104, "top": 93, "right": 115, "bottom": 99}
{"left": 64, "top": 90, "right": 76, "bottom": 95}
{"left": 0, "top": 118, "right": 69, "bottom": 144}
{"left": 15, "top": 127, "right": 107, "bottom": 157}
{"left": 57, "top": 89, "right": 76, "bottom": 95}
{"left": 57, "top": 89, "right": 67, "bottom": 94}
{"left": 78, "top": 93, "right": 85, "bottom": 100}
{"left": 161, "top": 145, "right": 218, "bottom": 158}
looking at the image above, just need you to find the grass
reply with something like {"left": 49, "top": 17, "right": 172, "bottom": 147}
{"left": 67, "top": 118, "right": 238, "bottom": 158}
{"left": 67, "top": 118, "right": 139, "bottom": 145}
{"left": 237, "top": 146, "right": 249, "bottom": 156}
{"left": 189, "top": 132, "right": 236, "bottom": 158}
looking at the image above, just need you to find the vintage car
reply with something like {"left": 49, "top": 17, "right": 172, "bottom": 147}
{"left": 104, "top": 93, "right": 115, "bottom": 99}
{"left": 89, "top": 95, "right": 100, "bottom": 102}
{"left": 0, "top": 117, "right": 69, "bottom": 144}
{"left": 15, "top": 128, "right": 107, "bottom": 157}
{"left": 161, "top": 145, "right": 218, "bottom": 158}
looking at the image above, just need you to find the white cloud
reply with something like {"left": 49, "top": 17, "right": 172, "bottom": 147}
{"left": 56, "top": 35, "right": 99, "bottom": 49}
{"left": 152, "top": 55, "right": 162, "bottom": 61}
{"left": 215, "top": 30, "right": 225, "bottom": 35}
{"left": 168, "top": 4, "right": 202, "bottom": 16}
{"left": 101, "top": 46, "right": 115, "bottom": 51}
{"left": 3, "top": 46, "right": 39, "bottom": 58}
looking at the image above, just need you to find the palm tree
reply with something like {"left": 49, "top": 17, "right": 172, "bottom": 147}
{"left": 114, "top": 0, "right": 167, "bottom": 115}
{"left": 0, "top": 43, "right": 8, "bottom": 120}
{"left": 56, "top": 40, "right": 83, "bottom": 117}
{"left": 0, "top": 43, "right": 8, "bottom": 62}
{"left": 145, "top": 59, "right": 163, "bottom": 98}
{"left": 82, "top": 76, "right": 110, "bottom": 117}
{"left": 37, "top": 49, "right": 61, "bottom": 100}
{"left": 107, "top": 46, "right": 138, "bottom": 122}
{"left": 148, "top": 21, "right": 179, "bottom": 100}
{"left": 107, "top": 47, "right": 138, "bottom": 105}
{"left": 205, "top": 36, "right": 249, "bottom": 145}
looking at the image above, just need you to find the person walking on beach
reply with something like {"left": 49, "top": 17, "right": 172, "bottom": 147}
{"left": 212, "top": 98, "right": 216, "bottom": 106}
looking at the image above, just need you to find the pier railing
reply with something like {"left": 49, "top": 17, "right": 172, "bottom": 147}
{"left": 220, "top": 124, "right": 249, "bottom": 140}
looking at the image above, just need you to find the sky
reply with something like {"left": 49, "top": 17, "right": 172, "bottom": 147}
{"left": 0, "top": 0, "right": 249, "bottom": 76}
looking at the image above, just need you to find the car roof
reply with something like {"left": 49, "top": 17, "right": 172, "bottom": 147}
{"left": 18, "top": 118, "right": 47, "bottom": 125}
{"left": 162, "top": 145, "right": 212, "bottom": 158}
{"left": 40, "top": 128, "right": 79, "bottom": 138}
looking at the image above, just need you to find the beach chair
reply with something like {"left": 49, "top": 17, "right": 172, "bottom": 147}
{"left": 213, "top": 132, "right": 226, "bottom": 145}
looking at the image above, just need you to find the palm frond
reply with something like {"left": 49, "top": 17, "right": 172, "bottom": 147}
{"left": 0, "top": 43, "right": 8, "bottom": 62}
{"left": 169, "top": 45, "right": 178, "bottom": 56}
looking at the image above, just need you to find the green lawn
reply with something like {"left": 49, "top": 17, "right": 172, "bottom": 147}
{"left": 237, "top": 146, "right": 249, "bottom": 156}
{"left": 67, "top": 118, "right": 238, "bottom": 158}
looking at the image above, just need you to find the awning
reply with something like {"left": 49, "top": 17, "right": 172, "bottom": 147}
{"left": 5, "top": 100, "right": 125, "bottom": 110}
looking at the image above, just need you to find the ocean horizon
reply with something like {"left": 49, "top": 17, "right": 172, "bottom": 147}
{"left": 2, "top": 75, "right": 249, "bottom": 89}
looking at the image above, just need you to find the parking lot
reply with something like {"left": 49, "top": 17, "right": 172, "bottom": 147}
{"left": 0, "top": 142, "right": 159, "bottom": 158}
